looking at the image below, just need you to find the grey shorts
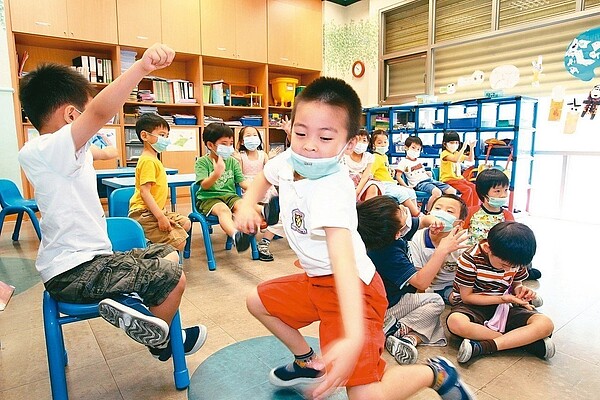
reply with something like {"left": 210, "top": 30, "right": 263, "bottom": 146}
{"left": 44, "top": 243, "right": 181, "bottom": 307}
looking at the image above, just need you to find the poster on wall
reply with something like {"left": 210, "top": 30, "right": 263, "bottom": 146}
{"left": 564, "top": 26, "right": 600, "bottom": 82}
{"left": 167, "top": 128, "right": 196, "bottom": 152}
{"left": 90, "top": 128, "right": 117, "bottom": 149}
{"left": 489, "top": 65, "right": 520, "bottom": 90}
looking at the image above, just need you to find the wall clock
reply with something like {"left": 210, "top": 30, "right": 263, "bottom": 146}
{"left": 352, "top": 60, "right": 365, "bottom": 78}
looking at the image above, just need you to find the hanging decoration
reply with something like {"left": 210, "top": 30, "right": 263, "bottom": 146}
{"left": 580, "top": 84, "right": 600, "bottom": 120}
{"left": 564, "top": 27, "right": 600, "bottom": 82}
{"left": 489, "top": 65, "right": 520, "bottom": 90}
{"left": 532, "top": 56, "right": 543, "bottom": 87}
{"left": 563, "top": 99, "right": 581, "bottom": 134}
{"left": 548, "top": 86, "right": 565, "bottom": 121}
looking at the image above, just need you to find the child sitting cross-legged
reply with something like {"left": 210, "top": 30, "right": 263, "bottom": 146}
{"left": 397, "top": 135, "right": 457, "bottom": 212}
{"left": 409, "top": 194, "right": 469, "bottom": 305}
{"left": 357, "top": 195, "right": 469, "bottom": 365}
{"left": 446, "top": 221, "right": 555, "bottom": 363}
{"left": 342, "top": 129, "right": 383, "bottom": 202}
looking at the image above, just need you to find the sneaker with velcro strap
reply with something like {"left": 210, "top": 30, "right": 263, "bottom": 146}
{"left": 385, "top": 335, "right": 418, "bottom": 365}
{"left": 269, "top": 358, "right": 325, "bottom": 387}
{"left": 98, "top": 298, "right": 169, "bottom": 347}
{"left": 428, "top": 356, "right": 475, "bottom": 400}
{"left": 233, "top": 231, "right": 251, "bottom": 252}
{"left": 148, "top": 325, "right": 208, "bottom": 361}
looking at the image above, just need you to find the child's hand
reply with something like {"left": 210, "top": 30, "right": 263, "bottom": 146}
{"left": 268, "top": 147, "right": 282, "bottom": 158}
{"left": 428, "top": 218, "right": 445, "bottom": 235}
{"left": 438, "top": 226, "right": 469, "bottom": 254}
{"left": 157, "top": 214, "right": 172, "bottom": 232}
{"left": 501, "top": 294, "right": 533, "bottom": 310}
{"left": 140, "top": 44, "right": 175, "bottom": 73}
{"left": 234, "top": 199, "right": 262, "bottom": 235}
{"left": 212, "top": 156, "right": 225, "bottom": 176}
{"left": 281, "top": 115, "right": 292, "bottom": 137}
{"left": 311, "top": 338, "right": 361, "bottom": 400}
{"left": 514, "top": 285, "right": 536, "bottom": 302}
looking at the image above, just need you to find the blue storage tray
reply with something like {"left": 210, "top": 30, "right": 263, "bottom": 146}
{"left": 174, "top": 117, "right": 197, "bottom": 125}
{"left": 240, "top": 116, "right": 263, "bottom": 126}
{"left": 448, "top": 118, "right": 477, "bottom": 129}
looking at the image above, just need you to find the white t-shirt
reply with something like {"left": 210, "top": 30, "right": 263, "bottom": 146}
{"left": 397, "top": 158, "right": 430, "bottom": 187}
{"left": 263, "top": 151, "right": 376, "bottom": 284}
{"left": 18, "top": 124, "right": 112, "bottom": 282}
{"left": 408, "top": 228, "right": 462, "bottom": 290}
{"left": 342, "top": 152, "right": 374, "bottom": 175}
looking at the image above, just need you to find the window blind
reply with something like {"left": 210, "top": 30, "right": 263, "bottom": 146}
{"left": 585, "top": 0, "right": 600, "bottom": 8}
{"left": 435, "top": 0, "right": 493, "bottom": 43}
{"left": 499, "top": 0, "right": 577, "bottom": 28}
{"left": 386, "top": 54, "right": 427, "bottom": 101}
{"left": 384, "top": 0, "right": 429, "bottom": 54}
{"left": 433, "top": 17, "right": 599, "bottom": 101}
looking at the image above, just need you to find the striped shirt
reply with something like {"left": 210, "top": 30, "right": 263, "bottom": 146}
{"left": 452, "top": 243, "right": 528, "bottom": 303}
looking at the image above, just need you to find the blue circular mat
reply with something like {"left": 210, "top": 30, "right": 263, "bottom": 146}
{"left": 188, "top": 336, "right": 348, "bottom": 400}
{"left": 0, "top": 257, "right": 38, "bottom": 295}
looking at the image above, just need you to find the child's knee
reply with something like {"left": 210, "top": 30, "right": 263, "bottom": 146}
{"left": 529, "top": 314, "right": 554, "bottom": 336}
{"left": 445, "top": 187, "right": 457, "bottom": 195}
{"left": 446, "top": 312, "right": 468, "bottom": 336}
{"left": 182, "top": 218, "right": 192, "bottom": 231}
{"left": 165, "top": 250, "right": 180, "bottom": 263}
{"left": 431, "top": 187, "right": 442, "bottom": 197}
{"left": 246, "top": 287, "right": 265, "bottom": 316}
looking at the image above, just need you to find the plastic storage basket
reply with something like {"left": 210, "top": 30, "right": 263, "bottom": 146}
{"left": 270, "top": 77, "right": 299, "bottom": 107}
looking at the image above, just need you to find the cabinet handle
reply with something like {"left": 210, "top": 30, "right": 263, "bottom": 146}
{"left": 136, "top": 36, "right": 149, "bottom": 40}
{"left": 34, "top": 21, "right": 51, "bottom": 26}
{"left": 280, "top": 57, "right": 289, "bottom": 61}
{"left": 217, "top": 47, "right": 227, "bottom": 51}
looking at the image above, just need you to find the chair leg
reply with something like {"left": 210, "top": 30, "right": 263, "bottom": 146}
{"left": 12, "top": 211, "right": 24, "bottom": 241}
{"left": 43, "top": 291, "right": 69, "bottom": 400}
{"left": 0, "top": 209, "right": 6, "bottom": 239}
{"left": 183, "top": 223, "right": 193, "bottom": 259}
{"left": 169, "top": 311, "right": 190, "bottom": 390}
{"left": 200, "top": 222, "right": 217, "bottom": 271}
{"left": 25, "top": 208, "right": 42, "bottom": 240}
{"left": 225, "top": 236, "right": 233, "bottom": 251}
{"left": 250, "top": 236, "right": 259, "bottom": 260}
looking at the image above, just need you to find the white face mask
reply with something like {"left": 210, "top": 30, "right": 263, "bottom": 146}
{"left": 406, "top": 149, "right": 420, "bottom": 159}
{"left": 396, "top": 205, "right": 413, "bottom": 238}
{"left": 243, "top": 136, "right": 261, "bottom": 151}
{"left": 446, "top": 143, "right": 459, "bottom": 153}
{"left": 374, "top": 146, "right": 388, "bottom": 155}
{"left": 354, "top": 142, "right": 368, "bottom": 154}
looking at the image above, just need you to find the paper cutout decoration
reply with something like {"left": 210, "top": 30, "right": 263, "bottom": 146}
{"left": 490, "top": 65, "right": 520, "bottom": 90}
{"left": 439, "top": 83, "right": 456, "bottom": 94}
{"left": 564, "top": 27, "right": 600, "bottom": 81}
{"left": 581, "top": 84, "right": 600, "bottom": 120}
{"left": 457, "top": 70, "right": 485, "bottom": 87}
{"left": 563, "top": 99, "right": 581, "bottom": 134}
{"left": 532, "top": 56, "right": 543, "bottom": 87}
{"left": 548, "top": 86, "right": 565, "bottom": 121}
{"left": 91, "top": 128, "right": 117, "bottom": 149}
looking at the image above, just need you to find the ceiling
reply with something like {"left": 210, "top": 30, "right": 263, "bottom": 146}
{"left": 324, "top": 0, "right": 363, "bottom": 6}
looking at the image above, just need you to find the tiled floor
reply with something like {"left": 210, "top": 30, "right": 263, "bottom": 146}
{"left": 1, "top": 202, "right": 599, "bottom": 400}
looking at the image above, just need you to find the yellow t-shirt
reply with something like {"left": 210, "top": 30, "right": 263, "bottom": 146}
{"left": 129, "top": 154, "right": 168, "bottom": 212}
{"left": 439, "top": 150, "right": 466, "bottom": 182}
{"left": 371, "top": 153, "right": 395, "bottom": 182}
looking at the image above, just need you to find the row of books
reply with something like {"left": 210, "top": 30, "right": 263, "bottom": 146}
{"left": 72, "top": 56, "right": 113, "bottom": 84}
{"left": 146, "top": 77, "right": 197, "bottom": 104}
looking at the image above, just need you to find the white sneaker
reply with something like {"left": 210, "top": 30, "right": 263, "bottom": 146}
{"left": 385, "top": 335, "right": 418, "bottom": 364}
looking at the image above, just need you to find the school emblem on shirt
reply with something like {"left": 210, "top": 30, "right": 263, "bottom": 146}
{"left": 291, "top": 208, "right": 307, "bottom": 234}
{"left": 443, "top": 260, "right": 458, "bottom": 272}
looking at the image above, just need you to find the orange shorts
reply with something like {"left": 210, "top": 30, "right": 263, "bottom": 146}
{"left": 257, "top": 272, "right": 388, "bottom": 387}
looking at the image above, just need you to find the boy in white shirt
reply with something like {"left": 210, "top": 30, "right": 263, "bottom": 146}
{"left": 234, "top": 77, "right": 473, "bottom": 400}
{"left": 18, "top": 44, "right": 206, "bottom": 362}
{"left": 397, "top": 136, "right": 456, "bottom": 211}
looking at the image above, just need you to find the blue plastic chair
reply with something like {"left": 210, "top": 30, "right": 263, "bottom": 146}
{"left": 0, "top": 179, "right": 42, "bottom": 240}
{"left": 43, "top": 217, "right": 189, "bottom": 399}
{"left": 108, "top": 187, "right": 135, "bottom": 217}
{"left": 183, "top": 183, "right": 259, "bottom": 271}
{"left": 397, "top": 172, "right": 431, "bottom": 213}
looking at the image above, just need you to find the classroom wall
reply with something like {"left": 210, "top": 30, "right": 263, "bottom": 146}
{"left": 0, "top": 0, "right": 23, "bottom": 190}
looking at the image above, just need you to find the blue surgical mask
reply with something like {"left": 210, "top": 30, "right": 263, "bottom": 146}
{"left": 430, "top": 209, "right": 457, "bottom": 232}
{"left": 216, "top": 144, "right": 235, "bottom": 160}
{"left": 150, "top": 135, "right": 170, "bottom": 153}
{"left": 243, "top": 136, "right": 261, "bottom": 151}
{"left": 488, "top": 196, "right": 508, "bottom": 208}
{"left": 374, "top": 146, "right": 388, "bottom": 155}
{"left": 289, "top": 145, "right": 346, "bottom": 180}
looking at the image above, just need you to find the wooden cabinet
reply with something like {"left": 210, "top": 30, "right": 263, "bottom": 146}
{"left": 9, "top": 0, "right": 118, "bottom": 43}
{"left": 117, "top": 0, "right": 161, "bottom": 48}
{"left": 201, "top": 0, "right": 267, "bottom": 63}
{"left": 161, "top": 0, "right": 201, "bottom": 55}
{"left": 268, "top": 0, "right": 322, "bottom": 70}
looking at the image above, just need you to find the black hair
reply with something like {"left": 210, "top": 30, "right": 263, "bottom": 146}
{"left": 19, "top": 63, "right": 94, "bottom": 131}
{"left": 203, "top": 123, "right": 234, "bottom": 145}
{"left": 357, "top": 196, "right": 403, "bottom": 250}
{"left": 357, "top": 128, "right": 370, "bottom": 140}
{"left": 442, "top": 131, "right": 461, "bottom": 151}
{"left": 291, "top": 77, "right": 362, "bottom": 140}
{"left": 369, "top": 129, "right": 388, "bottom": 152}
{"left": 431, "top": 193, "right": 468, "bottom": 220}
{"left": 135, "top": 114, "right": 170, "bottom": 142}
{"left": 475, "top": 168, "right": 510, "bottom": 202}
{"left": 404, "top": 136, "right": 423, "bottom": 148}
{"left": 487, "top": 221, "right": 536, "bottom": 266}
{"left": 237, "top": 126, "right": 263, "bottom": 152}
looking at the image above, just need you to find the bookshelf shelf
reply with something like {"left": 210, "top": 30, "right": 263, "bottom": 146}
{"left": 124, "top": 101, "right": 201, "bottom": 108}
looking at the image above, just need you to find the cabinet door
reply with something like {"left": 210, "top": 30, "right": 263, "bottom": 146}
{"left": 294, "top": 0, "right": 322, "bottom": 70}
{"left": 66, "top": 0, "right": 118, "bottom": 43}
{"left": 201, "top": 0, "right": 236, "bottom": 59}
{"left": 161, "top": 0, "right": 201, "bottom": 55}
{"left": 9, "top": 0, "right": 68, "bottom": 37}
{"left": 267, "top": 0, "right": 295, "bottom": 67}
{"left": 234, "top": 0, "right": 267, "bottom": 62}
{"left": 117, "top": 0, "right": 161, "bottom": 48}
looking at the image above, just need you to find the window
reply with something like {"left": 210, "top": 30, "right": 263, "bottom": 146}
{"left": 435, "top": 0, "right": 492, "bottom": 43}
{"left": 383, "top": 0, "right": 429, "bottom": 54}
{"left": 498, "top": 0, "right": 577, "bottom": 28}
{"left": 384, "top": 53, "right": 427, "bottom": 103}
{"left": 585, "top": 0, "right": 600, "bottom": 8}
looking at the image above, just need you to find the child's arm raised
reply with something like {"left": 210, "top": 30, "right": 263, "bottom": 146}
{"left": 312, "top": 227, "right": 364, "bottom": 400}
{"left": 71, "top": 44, "right": 174, "bottom": 151}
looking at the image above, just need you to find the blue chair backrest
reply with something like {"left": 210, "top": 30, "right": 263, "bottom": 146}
{"left": 108, "top": 187, "right": 135, "bottom": 217}
{"left": 106, "top": 217, "right": 146, "bottom": 251}
{"left": 0, "top": 179, "right": 25, "bottom": 208}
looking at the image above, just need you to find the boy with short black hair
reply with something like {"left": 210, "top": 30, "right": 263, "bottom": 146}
{"left": 397, "top": 136, "right": 457, "bottom": 211}
{"left": 235, "top": 76, "right": 473, "bottom": 400}
{"left": 129, "top": 113, "right": 191, "bottom": 251}
{"left": 446, "top": 222, "right": 554, "bottom": 363}
{"left": 18, "top": 44, "right": 206, "bottom": 361}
